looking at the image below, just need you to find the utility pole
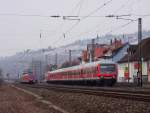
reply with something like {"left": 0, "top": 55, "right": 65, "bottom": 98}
{"left": 40, "top": 60, "right": 42, "bottom": 82}
{"left": 126, "top": 36, "right": 130, "bottom": 83}
{"left": 69, "top": 50, "right": 72, "bottom": 66}
{"left": 55, "top": 53, "right": 58, "bottom": 68}
{"left": 45, "top": 54, "right": 48, "bottom": 65}
{"left": 91, "top": 39, "right": 95, "bottom": 62}
{"left": 137, "top": 18, "right": 142, "bottom": 87}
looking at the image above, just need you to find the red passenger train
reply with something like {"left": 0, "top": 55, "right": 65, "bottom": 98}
{"left": 45, "top": 61, "right": 117, "bottom": 86}
{"left": 20, "top": 71, "right": 37, "bottom": 84}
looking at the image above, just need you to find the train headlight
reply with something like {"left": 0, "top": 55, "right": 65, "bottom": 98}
{"left": 112, "top": 75, "right": 116, "bottom": 79}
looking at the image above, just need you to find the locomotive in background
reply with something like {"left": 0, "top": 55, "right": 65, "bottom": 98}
{"left": 20, "top": 69, "right": 37, "bottom": 84}
{"left": 45, "top": 60, "right": 117, "bottom": 86}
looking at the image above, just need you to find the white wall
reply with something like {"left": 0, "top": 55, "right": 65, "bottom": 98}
{"left": 118, "top": 61, "right": 148, "bottom": 83}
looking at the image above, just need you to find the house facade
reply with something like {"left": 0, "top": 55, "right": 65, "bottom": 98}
{"left": 118, "top": 37, "right": 150, "bottom": 83}
{"left": 118, "top": 61, "right": 148, "bottom": 83}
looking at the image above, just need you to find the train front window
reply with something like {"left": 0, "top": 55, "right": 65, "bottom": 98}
{"left": 100, "top": 64, "right": 115, "bottom": 74}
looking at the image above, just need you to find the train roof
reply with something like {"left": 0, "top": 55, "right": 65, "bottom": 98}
{"left": 48, "top": 60, "right": 115, "bottom": 74}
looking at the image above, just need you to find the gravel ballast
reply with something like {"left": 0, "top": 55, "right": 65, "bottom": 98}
{"left": 19, "top": 85, "right": 150, "bottom": 113}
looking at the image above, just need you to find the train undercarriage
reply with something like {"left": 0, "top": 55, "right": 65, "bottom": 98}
{"left": 46, "top": 78, "right": 116, "bottom": 86}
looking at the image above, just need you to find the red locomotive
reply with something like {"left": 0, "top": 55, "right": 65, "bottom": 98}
{"left": 20, "top": 70, "right": 37, "bottom": 84}
{"left": 45, "top": 61, "right": 117, "bottom": 86}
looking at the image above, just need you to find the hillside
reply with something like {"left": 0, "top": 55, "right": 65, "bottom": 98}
{"left": 0, "top": 30, "right": 150, "bottom": 79}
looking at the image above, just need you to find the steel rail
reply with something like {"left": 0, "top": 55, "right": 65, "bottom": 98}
{"left": 17, "top": 84, "right": 150, "bottom": 102}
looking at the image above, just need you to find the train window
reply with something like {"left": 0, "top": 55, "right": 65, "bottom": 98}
{"left": 74, "top": 71, "right": 77, "bottom": 75}
{"left": 76, "top": 70, "right": 78, "bottom": 74}
{"left": 87, "top": 69, "right": 89, "bottom": 74}
{"left": 76, "top": 71, "right": 78, "bottom": 75}
{"left": 90, "top": 68, "right": 93, "bottom": 74}
{"left": 75, "top": 71, "right": 77, "bottom": 75}
{"left": 70, "top": 71, "right": 72, "bottom": 75}
{"left": 93, "top": 67, "right": 96, "bottom": 73}
{"left": 100, "top": 64, "right": 115, "bottom": 74}
{"left": 88, "top": 68, "right": 91, "bottom": 74}
{"left": 67, "top": 71, "right": 69, "bottom": 76}
{"left": 88, "top": 68, "right": 90, "bottom": 74}
{"left": 70, "top": 71, "right": 73, "bottom": 75}
{"left": 91, "top": 68, "right": 94, "bottom": 73}
{"left": 84, "top": 69, "right": 86, "bottom": 74}
{"left": 78, "top": 70, "right": 80, "bottom": 75}
{"left": 85, "top": 69, "right": 87, "bottom": 74}
{"left": 86, "top": 69, "right": 89, "bottom": 74}
{"left": 83, "top": 69, "right": 85, "bottom": 74}
{"left": 73, "top": 71, "right": 75, "bottom": 75}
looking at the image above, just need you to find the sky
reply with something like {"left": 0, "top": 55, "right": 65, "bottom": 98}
{"left": 0, "top": 0, "right": 150, "bottom": 56}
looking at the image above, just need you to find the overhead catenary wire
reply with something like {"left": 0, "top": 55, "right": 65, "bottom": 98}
{"left": 1, "top": 12, "right": 150, "bottom": 19}
{"left": 56, "top": 0, "right": 114, "bottom": 47}
{"left": 131, "top": 14, "right": 150, "bottom": 17}
{"left": 53, "top": 0, "right": 114, "bottom": 47}
{"left": 0, "top": 0, "right": 149, "bottom": 47}
{"left": 69, "top": 19, "right": 135, "bottom": 42}
{"left": 77, "top": 0, "right": 85, "bottom": 16}
{"left": 106, "top": 20, "right": 136, "bottom": 34}
{"left": 65, "top": 0, "right": 132, "bottom": 40}
{"left": 81, "top": 0, "right": 144, "bottom": 37}
{"left": 0, "top": 13, "right": 61, "bottom": 18}
{"left": 67, "top": 0, "right": 141, "bottom": 36}
{"left": 63, "top": 0, "right": 114, "bottom": 35}
{"left": 34, "top": 0, "right": 84, "bottom": 46}
{"left": 68, "top": 0, "right": 84, "bottom": 16}
{"left": 113, "top": 0, "right": 130, "bottom": 14}
{"left": 51, "top": 0, "right": 85, "bottom": 45}
{"left": 82, "top": 0, "right": 113, "bottom": 20}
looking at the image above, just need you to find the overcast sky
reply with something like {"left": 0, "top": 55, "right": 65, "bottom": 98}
{"left": 0, "top": 0, "right": 150, "bottom": 56}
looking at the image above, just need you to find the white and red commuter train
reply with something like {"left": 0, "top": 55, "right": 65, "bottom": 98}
{"left": 20, "top": 71, "right": 37, "bottom": 84}
{"left": 45, "top": 61, "right": 117, "bottom": 86}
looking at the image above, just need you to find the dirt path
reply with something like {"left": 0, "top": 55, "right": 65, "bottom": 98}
{"left": 0, "top": 85, "right": 61, "bottom": 113}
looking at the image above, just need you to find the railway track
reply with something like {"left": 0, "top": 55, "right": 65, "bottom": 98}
{"left": 16, "top": 83, "right": 150, "bottom": 102}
